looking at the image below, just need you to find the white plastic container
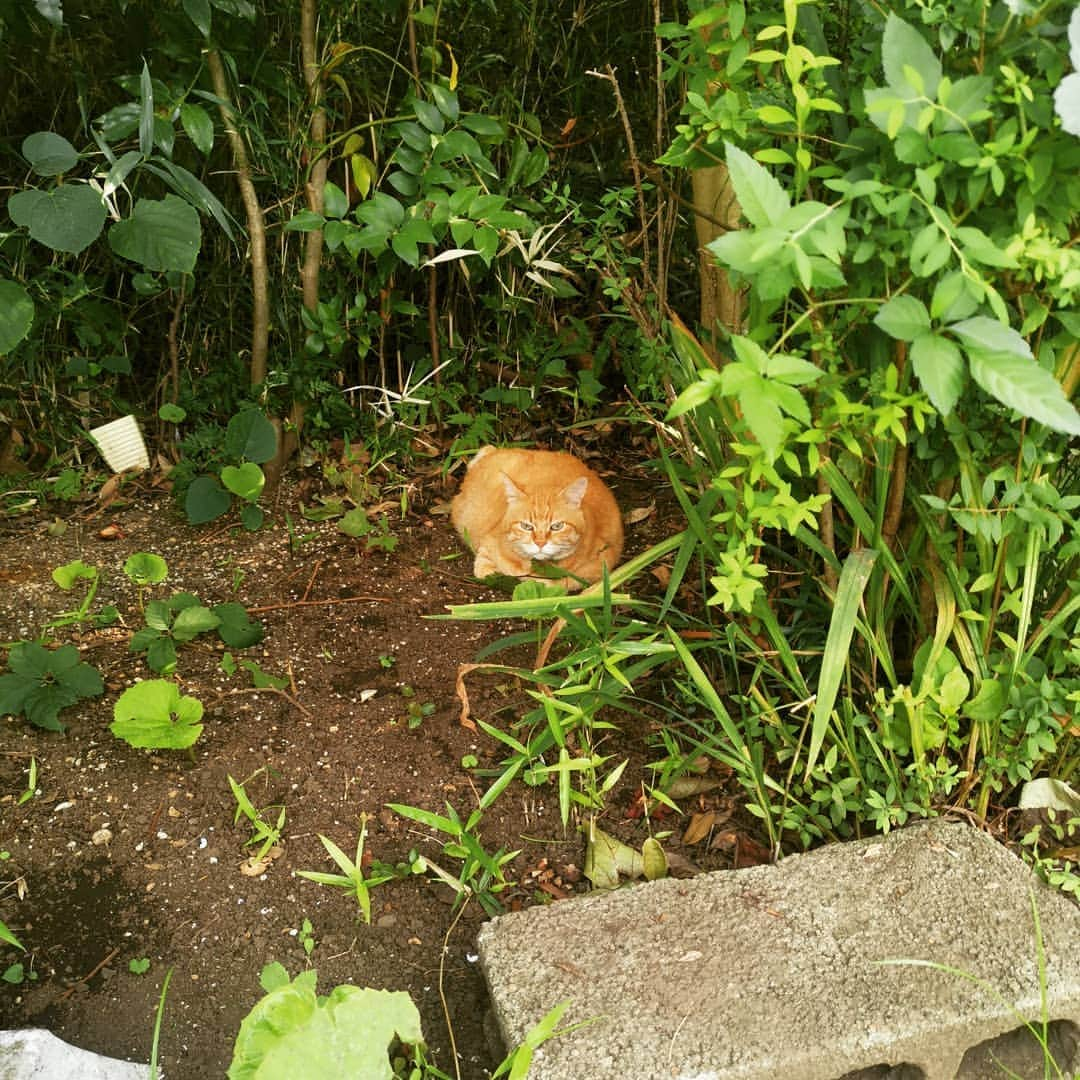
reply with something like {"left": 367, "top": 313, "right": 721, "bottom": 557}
{"left": 88, "top": 415, "right": 149, "bottom": 473}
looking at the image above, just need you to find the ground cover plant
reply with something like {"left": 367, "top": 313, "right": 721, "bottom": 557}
{"left": 1, "top": 0, "right": 1079, "bottom": 1076}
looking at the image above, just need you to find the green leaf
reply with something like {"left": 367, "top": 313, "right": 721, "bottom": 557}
{"left": 52, "top": 559, "right": 98, "bottom": 590}
{"left": 185, "top": 475, "right": 232, "bottom": 524}
{"left": 322, "top": 181, "right": 348, "bottom": 220}
{"left": 8, "top": 185, "right": 106, "bottom": 255}
{"left": 949, "top": 316, "right": 1031, "bottom": 359}
{"left": 724, "top": 141, "right": 790, "bottom": 228}
{"left": 739, "top": 380, "right": 786, "bottom": 461}
{"left": 239, "top": 503, "right": 264, "bottom": 531}
{"left": 910, "top": 332, "right": 965, "bottom": 417}
{"left": 108, "top": 195, "right": 201, "bottom": 273}
{"left": 967, "top": 350, "right": 1080, "bottom": 436}
{"left": 214, "top": 603, "right": 264, "bottom": 648}
{"left": 227, "top": 976, "right": 423, "bottom": 1080}
{"left": 225, "top": 409, "right": 277, "bottom": 464}
{"left": 430, "top": 83, "right": 459, "bottom": 121}
{"left": 124, "top": 552, "right": 168, "bottom": 586}
{"left": 111, "top": 680, "right": 204, "bottom": 750}
{"left": 180, "top": 103, "right": 214, "bottom": 154}
{"left": 0, "top": 279, "right": 34, "bottom": 355}
{"left": 806, "top": 549, "right": 879, "bottom": 776}
{"left": 22, "top": 131, "right": 79, "bottom": 176}
{"left": 182, "top": 0, "right": 211, "bottom": 36}
{"left": 0, "top": 642, "right": 103, "bottom": 732}
{"left": 221, "top": 462, "right": 265, "bottom": 502}
{"left": 874, "top": 295, "right": 931, "bottom": 342}
{"left": 171, "top": 605, "right": 221, "bottom": 642}
{"left": 413, "top": 98, "right": 445, "bottom": 134}
{"left": 882, "top": 14, "right": 941, "bottom": 98}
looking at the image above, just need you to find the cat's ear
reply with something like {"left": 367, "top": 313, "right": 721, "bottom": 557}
{"left": 501, "top": 472, "right": 526, "bottom": 501}
{"left": 561, "top": 475, "right": 588, "bottom": 508}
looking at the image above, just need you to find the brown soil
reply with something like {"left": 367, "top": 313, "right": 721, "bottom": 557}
{"left": 0, "top": 455, "right": 739, "bottom": 1078}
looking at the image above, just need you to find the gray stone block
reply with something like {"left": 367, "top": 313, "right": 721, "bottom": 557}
{"left": 478, "top": 819, "right": 1080, "bottom": 1080}
{"left": 0, "top": 1029, "right": 150, "bottom": 1080}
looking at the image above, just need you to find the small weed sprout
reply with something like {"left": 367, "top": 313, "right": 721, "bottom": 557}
{"left": 228, "top": 770, "right": 286, "bottom": 867}
{"left": 294, "top": 813, "right": 396, "bottom": 924}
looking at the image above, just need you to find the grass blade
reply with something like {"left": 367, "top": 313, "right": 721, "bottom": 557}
{"left": 806, "top": 547, "right": 878, "bottom": 777}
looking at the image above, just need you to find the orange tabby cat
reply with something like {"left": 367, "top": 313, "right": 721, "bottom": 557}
{"left": 451, "top": 447, "right": 623, "bottom": 589}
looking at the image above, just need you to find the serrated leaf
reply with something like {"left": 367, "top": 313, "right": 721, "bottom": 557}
{"left": 724, "top": 141, "right": 790, "bottom": 228}
{"left": 874, "top": 295, "right": 931, "bottom": 342}
{"left": 910, "top": 332, "right": 965, "bottom": 416}
{"left": 967, "top": 349, "right": 1080, "bottom": 436}
{"left": 882, "top": 14, "right": 941, "bottom": 98}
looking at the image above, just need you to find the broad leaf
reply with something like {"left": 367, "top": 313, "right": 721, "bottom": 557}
{"left": 22, "top": 131, "right": 79, "bottom": 176}
{"left": 108, "top": 195, "right": 201, "bottom": 272}
{"left": 0, "top": 279, "right": 34, "bottom": 354}
{"left": 213, "top": 603, "right": 264, "bottom": 648}
{"left": 221, "top": 462, "right": 265, "bottom": 501}
{"left": 111, "top": 680, "right": 204, "bottom": 750}
{"left": 124, "top": 552, "right": 168, "bottom": 586}
{"left": 882, "top": 14, "right": 941, "bottom": 99}
{"left": 185, "top": 475, "right": 232, "bottom": 524}
{"left": 180, "top": 102, "right": 214, "bottom": 153}
{"left": 874, "top": 295, "right": 931, "bottom": 342}
{"left": 225, "top": 409, "right": 277, "bottom": 464}
{"left": 170, "top": 605, "right": 221, "bottom": 642}
{"left": 910, "top": 332, "right": 965, "bottom": 417}
{"left": 949, "top": 316, "right": 1031, "bottom": 359}
{"left": 227, "top": 977, "right": 423, "bottom": 1080}
{"left": 967, "top": 349, "right": 1080, "bottom": 436}
{"left": 8, "top": 185, "right": 106, "bottom": 254}
{"left": 0, "top": 642, "right": 103, "bottom": 732}
{"left": 723, "top": 141, "right": 790, "bottom": 229}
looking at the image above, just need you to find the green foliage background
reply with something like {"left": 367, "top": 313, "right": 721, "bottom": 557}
{"left": 1, "top": 0, "right": 1079, "bottom": 861}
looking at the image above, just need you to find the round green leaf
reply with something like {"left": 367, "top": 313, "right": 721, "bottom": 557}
{"left": 8, "top": 185, "right": 106, "bottom": 255}
{"left": 0, "top": 280, "right": 34, "bottom": 355}
{"left": 225, "top": 409, "right": 277, "bottom": 464}
{"left": 185, "top": 475, "right": 232, "bottom": 524}
{"left": 158, "top": 403, "right": 187, "bottom": 423}
{"left": 221, "top": 462, "right": 266, "bottom": 502}
{"left": 111, "top": 680, "right": 204, "bottom": 750}
{"left": 22, "top": 131, "right": 79, "bottom": 176}
{"left": 124, "top": 552, "right": 169, "bottom": 586}
{"left": 108, "top": 195, "right": 202, "bottom": 273}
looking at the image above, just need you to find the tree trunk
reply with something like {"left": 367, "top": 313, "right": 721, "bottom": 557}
{"left": 691, "top": 162, "right": 744, "bottom": 358}
{"left": 205, "top": 49, "right": 269, "bottom": 387}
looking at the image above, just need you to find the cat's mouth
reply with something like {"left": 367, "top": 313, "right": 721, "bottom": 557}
{"left": 520, "top": 541, "right": 572, "bottom": 561}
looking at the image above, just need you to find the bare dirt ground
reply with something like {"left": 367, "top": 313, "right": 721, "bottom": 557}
{"left": 0, "top": 449, "right": 743, "bottom": 1078}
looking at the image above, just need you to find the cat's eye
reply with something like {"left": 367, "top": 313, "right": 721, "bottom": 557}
{"left": 519, "top": 521, "right": 534, "bottom": 531}
{"left": 550, "top": 521, "right": 565, "bottom": 531}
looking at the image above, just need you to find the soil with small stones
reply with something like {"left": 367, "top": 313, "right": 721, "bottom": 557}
{"left": 0, "top": 452, "right": 743, "bottom": 1079}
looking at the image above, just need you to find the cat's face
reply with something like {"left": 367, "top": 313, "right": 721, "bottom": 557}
{"left": 502, "top": 474, "right": 587, "bottom": 563}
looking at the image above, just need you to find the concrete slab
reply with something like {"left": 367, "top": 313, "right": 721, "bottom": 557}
{"left": 0, "top": 1028, "right": 149, "bottom": 1080}
{"left": 478, "top": 819, "right": 1080, "bottom": 1080}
